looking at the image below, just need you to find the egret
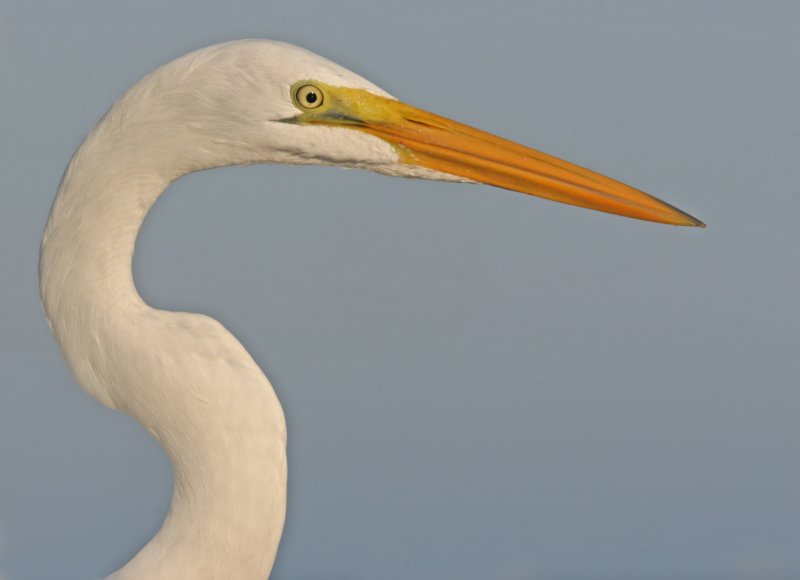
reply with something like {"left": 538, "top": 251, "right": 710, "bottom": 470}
{"left": 40, "top": 40, "right": 703, "bottom": 579}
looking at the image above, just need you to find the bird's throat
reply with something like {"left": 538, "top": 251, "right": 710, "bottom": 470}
{"left": 41, "top": 113, "right": 288, "bottom": 579}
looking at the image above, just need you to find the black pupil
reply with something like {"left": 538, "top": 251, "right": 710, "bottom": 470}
{"left": 305, "top": 91, "right": 318, "bottom": 104}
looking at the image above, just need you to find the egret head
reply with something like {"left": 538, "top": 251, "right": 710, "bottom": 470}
{"left": 135, "top": 39, "right": 703, "bottom": 227}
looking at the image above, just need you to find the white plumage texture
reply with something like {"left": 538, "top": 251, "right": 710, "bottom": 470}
{"left": 41, "top": 38, "right": 703, "bottom": 579}
{"left": 41, "top": 40, "right": 474, "bottom": 579}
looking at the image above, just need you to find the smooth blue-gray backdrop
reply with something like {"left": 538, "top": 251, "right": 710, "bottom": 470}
{"left": 1, "top": 1, "right": 798, "bottom": 579}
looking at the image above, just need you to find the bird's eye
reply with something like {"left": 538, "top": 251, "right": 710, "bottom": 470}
{"left": 294, "top": 84, "right": 324, "bottom": 110}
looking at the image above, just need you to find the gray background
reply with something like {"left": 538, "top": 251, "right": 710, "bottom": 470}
{"left": 1, "top": 1, "right": 798, "bottom": 579}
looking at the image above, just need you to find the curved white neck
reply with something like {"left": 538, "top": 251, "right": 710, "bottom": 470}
{"left": 40, "top": 108, "right": 287, "bottom": 579}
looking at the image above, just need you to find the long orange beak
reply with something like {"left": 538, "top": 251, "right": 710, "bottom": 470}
{"left": 295, "top": 84, "right": 704, "bottom": 227}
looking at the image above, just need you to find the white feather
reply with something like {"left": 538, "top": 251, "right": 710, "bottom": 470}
{"left": 41, "top": 39, "right": 466, "bottom": 579}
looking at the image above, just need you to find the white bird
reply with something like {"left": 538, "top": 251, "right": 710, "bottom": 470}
{"left": 40, "top": 40, "right": 703, "bottom": 579}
